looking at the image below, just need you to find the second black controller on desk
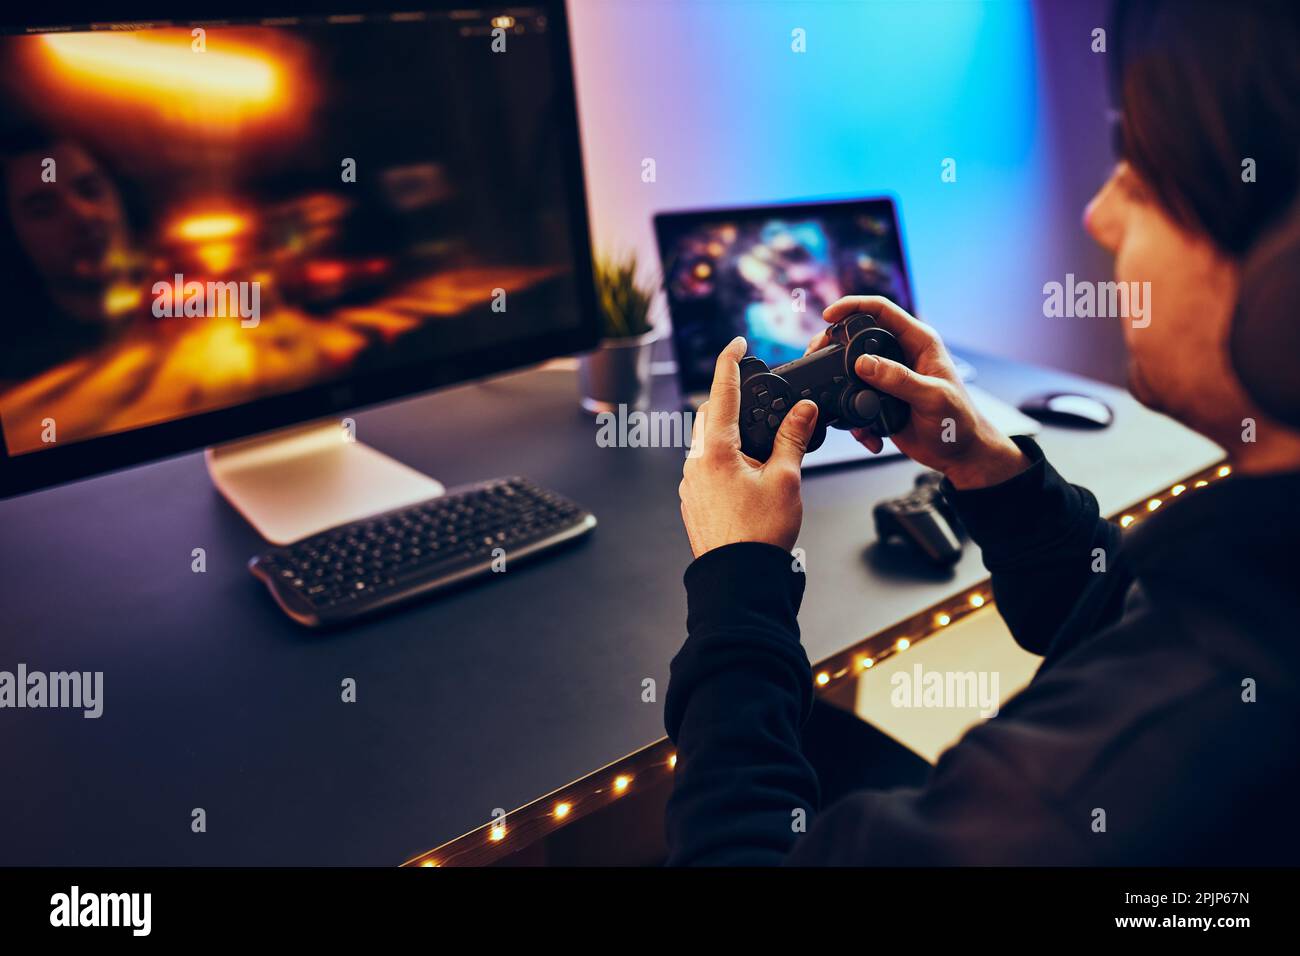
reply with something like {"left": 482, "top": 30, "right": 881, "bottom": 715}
{"left": 738, "top": 313, "right": 911, "bottom": 461}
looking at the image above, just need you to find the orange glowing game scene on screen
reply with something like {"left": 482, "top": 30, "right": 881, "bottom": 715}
{"left": 0, "top": 10, "right": 579, "bottom": 454}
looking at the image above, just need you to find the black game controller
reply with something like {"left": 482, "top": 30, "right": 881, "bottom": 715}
{"left": 737, "top": 313, "right": 911, "bottom": 461}
{"left": 874, "top": 470, "right": 965, "bottom": 566}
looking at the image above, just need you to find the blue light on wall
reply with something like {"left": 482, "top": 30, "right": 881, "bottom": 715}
{"left": 570, "top": 0, "right": 1116, "bottom": 377}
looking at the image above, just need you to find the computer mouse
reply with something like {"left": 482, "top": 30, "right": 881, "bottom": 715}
{"left": 1017, "top": 391, "right": 1114, "bottom": 428}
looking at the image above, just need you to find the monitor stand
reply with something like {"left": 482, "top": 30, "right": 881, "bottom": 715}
{"left": 206, "top": 418, "right": 444, "bottom": 545}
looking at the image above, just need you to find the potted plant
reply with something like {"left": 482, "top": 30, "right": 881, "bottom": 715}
{"left": 578, "top": 251, "right": 660, "bottom": 414}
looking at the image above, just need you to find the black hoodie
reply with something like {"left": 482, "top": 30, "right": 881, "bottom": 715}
{"left": 664, "top": 437, "right": 1300, "bottom": 865}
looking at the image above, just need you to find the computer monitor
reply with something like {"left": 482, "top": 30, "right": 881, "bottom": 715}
{"left": 654, "top": 197, "right": 914, "bottom": 399}
{"left": 0, "top": 2, "right": 599, "bottom": 541}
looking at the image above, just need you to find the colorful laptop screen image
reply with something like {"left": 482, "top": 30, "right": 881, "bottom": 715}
{"left": 0, "top": 9, "right": 583, "bottom": 456}
{"left": 654, "top": 198, "right": 914, "bottom": 397}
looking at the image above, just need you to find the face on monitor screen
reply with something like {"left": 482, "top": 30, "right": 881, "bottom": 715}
{"left": 655, "top": 200, "right": 914, "bottom": 396}
{"left": 0, "top": 8, "right": 585, "bottom": 457}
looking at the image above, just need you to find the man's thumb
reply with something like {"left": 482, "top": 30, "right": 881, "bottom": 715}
{"left": 769, "top": 400, "right": 818, "bottom": 466}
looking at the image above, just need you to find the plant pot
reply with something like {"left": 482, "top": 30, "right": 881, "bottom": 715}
{"left": 577, "top": 329, "right": 659, "bottom": 414}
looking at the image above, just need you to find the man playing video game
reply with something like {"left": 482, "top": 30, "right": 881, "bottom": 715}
{"left": 667, "top": 0, "right": 1300, "bottom": 864}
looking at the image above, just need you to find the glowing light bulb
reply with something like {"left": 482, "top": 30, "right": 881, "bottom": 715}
{"left": 554, "top": 802, "right": 571, "bottom": 819}
{"left": 1147, "top": 499, "right": 1161, "bottom": 511}
{"left": 613, "top": 775, "right": 631, "bottom": 793}
{"left": 936, "top": 613, "right": 951, "bottom": 627}
{"left": 1120, "top": 515, "right": 1135, "bottom": 528}
{"left": 668, "top": 753, "right": 677, "bottom": 769}
{"left": 1194, "top": 480, "right": 1208, "bottom": 488}
{"left": 816, "top": 672, "right": 830, "bottom": 686}
{"left": 860, "top": 656, "right": 874, "bottom": 669}
{"left": 1171, "top": 484, "right": 1186, "bottom": 496}
{"left": 490, "top": 825, "right": 506, "bottom": 842}
{"left": 420, "top": 860, "right": 438, "bottom": 867}
{"left": 1217, "top": 465, "right": 1232, "bottom": 478}
{"left": 969, "top": 593, "right": 985, "bottom": 608}
{"left": 896, "top": 638, "right": 911, "bottom": 652}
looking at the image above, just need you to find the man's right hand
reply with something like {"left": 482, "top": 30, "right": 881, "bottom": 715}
{"left": 809, "top": 295, "right": 1031, "bottom": 490}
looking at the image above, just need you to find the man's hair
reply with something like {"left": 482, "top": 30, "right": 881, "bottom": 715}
{"left": 1107, "top": 0, "right": 1300, "bottom": 256}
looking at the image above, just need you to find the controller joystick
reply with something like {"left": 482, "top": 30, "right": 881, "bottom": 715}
{"left": 736, "top": 314, "right": 911, "bottom": 462}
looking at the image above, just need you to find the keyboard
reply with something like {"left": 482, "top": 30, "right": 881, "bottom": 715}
{"left": 249, "top": 477, "right": 596, "bottom": 627}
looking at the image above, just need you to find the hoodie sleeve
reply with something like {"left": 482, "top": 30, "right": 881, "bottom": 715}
{"left": 943, "top": 436, "right": 1124, "bottom": 655}
{"left": 664, "top": 542, "right": 818, "bottom": 866}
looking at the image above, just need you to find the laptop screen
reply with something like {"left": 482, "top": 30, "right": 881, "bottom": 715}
{"left": 654, "top": 198, "right": 914, "bottom": 397}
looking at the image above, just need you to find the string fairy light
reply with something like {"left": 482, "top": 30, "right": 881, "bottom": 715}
{"left": 401, "top": 459, "right": 1232, "bottom": 868}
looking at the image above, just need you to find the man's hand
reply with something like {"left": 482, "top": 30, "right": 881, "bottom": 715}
{"left": 679, "top": 337, "right": 819, "bottom": 558}
{"left": 809, "top": 296, "right": 1030, "bottom": 489}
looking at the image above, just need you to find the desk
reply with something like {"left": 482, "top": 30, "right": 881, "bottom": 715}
{"left": 0, "top": 351, "right": 1221, "bottom": 864}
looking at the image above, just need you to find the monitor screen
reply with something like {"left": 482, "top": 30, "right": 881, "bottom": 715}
{"left": 0, "top": 5, "right": 593, "bottom": 467}
{"left": 654, "top": 198, "right": 914, "bottom": 396}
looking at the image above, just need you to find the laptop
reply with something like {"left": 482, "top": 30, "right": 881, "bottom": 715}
{"left": 653, "top": 196, "right": 1038, "bottom": 467}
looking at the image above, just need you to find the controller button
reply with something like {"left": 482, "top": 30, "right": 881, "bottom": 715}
{"left": 750, "top": 408, "right": 766, "bottom": 422}
{"left": 767, "top": 414, "right": 781, "bottom": 429}
{"left": 771, "top": 397, "right": 787, "bottom": 412}
{"left": 852, "top": 390, "right": 882, "bottom": 421}
{"left": 800, "top": 387, "right": 813, "bottom": 399}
